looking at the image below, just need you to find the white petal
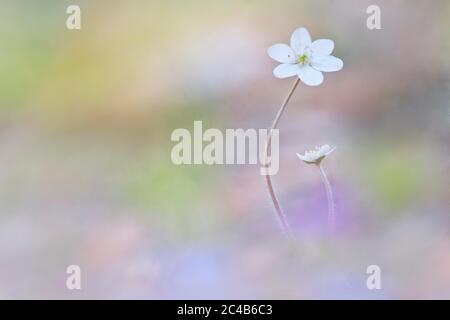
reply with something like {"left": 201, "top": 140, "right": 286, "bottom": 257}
{"left": 296, "top": 153, "right": 312, "bottom": 162}
{"left": 320, "top": 145, "right": 331, "bottom": 153}
{"left": 267, "top": 44, "right": 297, "bottom": 63}
{"left": 311, "top": 39, "right": 334, "bottom": 56}
{"left": 311, "top": 55, "right": 343, "bottom": 72}
{"left": 297, "top": 65, "right": 323, "bottom": 86}
{"left": 290, "top": 27, "right": 312, "bottom": 53}
{"left": 297, "top": 152, "right": 317, "bottom": 164}
{"left": 273, "top": 63, "right": 299, "bottom": 79}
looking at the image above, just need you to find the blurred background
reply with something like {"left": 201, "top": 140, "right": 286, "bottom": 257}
{"left": 0, "top": 0, "right": 449, "bottom": 299}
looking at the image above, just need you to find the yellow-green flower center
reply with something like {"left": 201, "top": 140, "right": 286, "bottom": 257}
{"left": 298, "top": 54, "right": 309, "bottom": 65}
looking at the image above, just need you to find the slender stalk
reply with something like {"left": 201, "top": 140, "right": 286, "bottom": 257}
{"left": 264, "top": 78, "right": 300, "bottom": 237}
{"left": 318, "top": 163, "right": 335, "bottom": 231}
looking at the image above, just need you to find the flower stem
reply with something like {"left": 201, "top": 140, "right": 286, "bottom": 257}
{"left": 318, "top": 163, "right": 335, "bottom": 232}
{"left": 264, "top": 78, "right": 300, "bottom": 237}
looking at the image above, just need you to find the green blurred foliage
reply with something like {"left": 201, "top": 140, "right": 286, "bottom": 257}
{"left": 365, "top": 148, "right": 428, "bottom": 211}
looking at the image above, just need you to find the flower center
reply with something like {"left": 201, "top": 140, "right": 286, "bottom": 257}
{"left": 298, "top": 53, "right": 309, "bottom": 65}
{"left": 297, "top": 47, "right": 312, "bottom": 66}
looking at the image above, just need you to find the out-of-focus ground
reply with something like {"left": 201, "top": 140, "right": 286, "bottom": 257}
{"left": 0, "top": 0, "right": 449, "bottom": 299}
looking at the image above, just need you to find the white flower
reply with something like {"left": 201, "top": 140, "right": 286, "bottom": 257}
{"left": 296, "top": 144, "right": 336, "bottom": 164}
{"left": 267, "top": 27, "right": 343, "bottom": 86}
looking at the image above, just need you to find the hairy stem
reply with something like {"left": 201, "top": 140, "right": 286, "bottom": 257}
{"left": 264, "top": 78, "right": 300, "bottom": 237}
{"left": 318, "top": 163, "right": 335, "bottom": 231}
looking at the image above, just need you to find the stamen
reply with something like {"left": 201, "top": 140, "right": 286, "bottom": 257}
{"left": 298, "top": 54, "right": 308, "bottom": 65}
